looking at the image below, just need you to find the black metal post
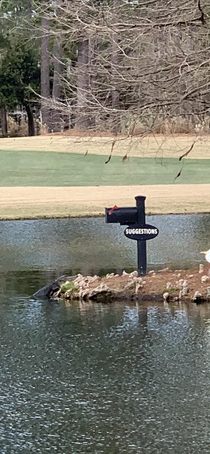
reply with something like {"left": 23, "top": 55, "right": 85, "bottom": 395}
{"left": 135, "top": 196, "right": 147, "bottom": 276}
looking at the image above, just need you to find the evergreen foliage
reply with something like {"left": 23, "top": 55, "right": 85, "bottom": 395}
{"left": 0, "top": 41, "right": 40, "bottom": 109}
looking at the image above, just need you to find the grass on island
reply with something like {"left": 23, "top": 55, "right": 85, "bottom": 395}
{"left": 0, "top": 149, "right": 210, "bottom": 186}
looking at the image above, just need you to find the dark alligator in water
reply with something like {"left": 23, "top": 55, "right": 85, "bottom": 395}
{"left": 33, "top": 275, "right": 77, "bottom": 299}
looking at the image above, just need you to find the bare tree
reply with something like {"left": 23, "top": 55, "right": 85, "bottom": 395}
{"left": 37, "top": 0, "right": 210, "bottom": 135}
{"left": 75, "top": 38, "right": 90, "bottom": 129}
{"left": 111, "top": 0, "right": 120, "bottom": 132}
{"left": 51, "top": 0, "right": 65, "bottom": 131}
{"left": 41, "top": 5, "right": 51, "bottom": 131}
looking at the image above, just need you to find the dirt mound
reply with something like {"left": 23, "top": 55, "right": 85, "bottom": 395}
{"left": 52, "top": 265, "right": 210, "bottom": 304}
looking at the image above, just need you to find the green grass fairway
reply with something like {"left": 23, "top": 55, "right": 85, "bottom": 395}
{"left": 0, "top": 150, "right": 210, "bottom": 186}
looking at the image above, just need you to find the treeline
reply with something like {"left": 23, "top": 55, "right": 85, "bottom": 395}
{"left": 0, "top": 0, "right": 210, "bottom": 136}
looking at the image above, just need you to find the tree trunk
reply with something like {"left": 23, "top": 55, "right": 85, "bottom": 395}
{"left": 41, "top": 13, "right": 51, "bottom": 132}
{"left": 52, "top": 36, "right": 63, "bottom": 132}
{"left": 0, "top": 107, "right": 7, "bottom": 136}
{"left": 25, "top": 104, "right": 35, "bottom": 136}
{"left": 53, "top": 38, "right": 62, "bottom": 100}
{"left": 111, "top": 0, "right": 120, "bottom": 133}
{"left": 111, "top": 38, "right": 120, "bottom": 132}
{"left": 75, "top": 39, "right": 90, "bottom": 130}
{"left": 26, "top": 0, "right": 32, "bottom": 18}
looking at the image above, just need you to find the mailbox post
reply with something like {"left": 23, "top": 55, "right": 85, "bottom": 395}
{"left": 105, "top": 195, "right": 159, "bottom": 276}
{"left": 135, "top": 196, "right": 147, "bottom": 275}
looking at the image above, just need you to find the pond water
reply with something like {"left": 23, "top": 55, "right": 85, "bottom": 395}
{"left": 0, "top": 214, "right": 210, "bottom": 282}
{"left": 1, "top": 214, "right": 210, "bottom": 453}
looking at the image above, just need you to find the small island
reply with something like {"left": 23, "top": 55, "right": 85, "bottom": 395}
{"left": 34, "top": 265, "right": 210, "bottom": 305}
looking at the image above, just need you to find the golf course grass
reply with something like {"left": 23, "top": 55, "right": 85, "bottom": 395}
{"left": 0, "top": 135, "right": 209, "bottom": 219}
{"left": 1, "top": 150, "right": 210, "bottom": 186}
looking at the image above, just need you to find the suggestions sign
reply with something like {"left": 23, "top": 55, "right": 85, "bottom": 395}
{"left": 124, "top": 224, "right": 159, "bottom": 241}
{"left": 105, "top": 195, "right": 159, "bottom": 275}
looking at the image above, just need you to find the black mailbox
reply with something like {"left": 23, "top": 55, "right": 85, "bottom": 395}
{"left": 105, "top": 196, "right": 159, "bottom": 276}
{"left": 105, "top": 207, "right": 138, "bottom": 225}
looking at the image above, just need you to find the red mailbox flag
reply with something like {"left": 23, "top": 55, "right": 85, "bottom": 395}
{"left": 108, "top": 205, "right": 119, "bottom": 215}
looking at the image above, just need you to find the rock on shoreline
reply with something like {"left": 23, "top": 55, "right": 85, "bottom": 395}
{"left": 33, "top": 265, "right": 210, "bottom": 304}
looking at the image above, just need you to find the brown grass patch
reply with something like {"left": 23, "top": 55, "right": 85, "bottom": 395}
{"left": 1, "top": 133, "right": 210, "bottom": 159}
{"left": 0, "top": 184, "right": 209, "bottom": 219}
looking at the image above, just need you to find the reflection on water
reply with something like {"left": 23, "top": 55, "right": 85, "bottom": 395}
{"left": 1, "top": 296, "right": 210, "bottom": 453}
{"left": 110, "top": 304, "right": 140, "bottom": 333}
{"left": 0, "top": 214, "right": 209, "bottom": 279}
{"left": 1, "top": 214, "right": 210, "bottom": 452}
